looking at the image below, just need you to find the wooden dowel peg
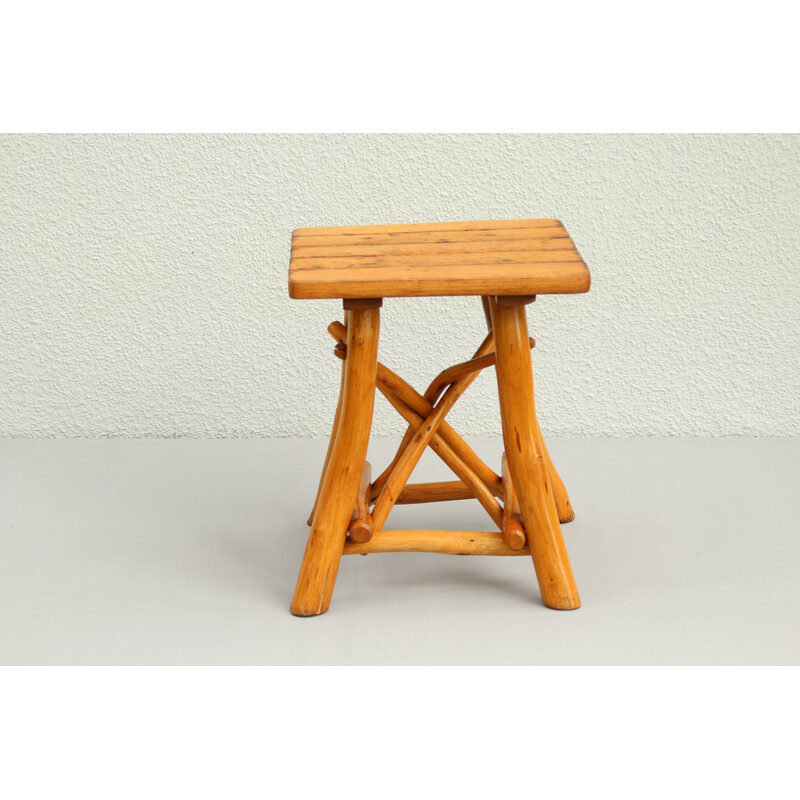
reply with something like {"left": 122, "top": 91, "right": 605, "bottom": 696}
{"left": 348, "top": 462, "right": 374, "bottom": 543}
{"left": 501, "top": 453, "right": 527, "bottom": 551}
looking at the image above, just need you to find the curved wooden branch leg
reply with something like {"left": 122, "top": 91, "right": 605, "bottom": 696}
{"left": 307, "top": 353, "right": 345, "bottom": 525}
{"left": 483, "top": 297, "right": 573, "bottom": 523}
{"left": 291, "top": 306, "right": 380, "bottom": 616}
{"left": 490, "top": 297, "right": 580, "bottom": 610}
{"left": 307, "top": 312, "right": 350, "bottom": 525}
{"left": 480, "top": 296, "right": 493, "bottom": 331}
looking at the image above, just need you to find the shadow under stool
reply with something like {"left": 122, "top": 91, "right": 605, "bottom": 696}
{"left": 287, "top": 218, "right": 591, "bottom": 615}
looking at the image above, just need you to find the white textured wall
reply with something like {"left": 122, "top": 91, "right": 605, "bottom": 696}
{"left": 1, "top": 134, "right": 798, "bottom": 437}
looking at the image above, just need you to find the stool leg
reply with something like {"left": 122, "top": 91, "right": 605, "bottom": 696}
{"left": 480, "top": 296, "right": 573, "bottom": 524}
{"left": 532, "top": 413, "right": 575, "bottom": 524}
{"left": 490, "top": 297, "right": 580, "bottom": 610}
{"left": 306, "top": 312, "right": 349, "bottom": 526}
{"left": 291, "top": 306, "right": 380, "bottom": 616}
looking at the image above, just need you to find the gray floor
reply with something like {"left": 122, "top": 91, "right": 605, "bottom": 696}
{"left": 1, "top": 437, "right": 798, "bottom": 664}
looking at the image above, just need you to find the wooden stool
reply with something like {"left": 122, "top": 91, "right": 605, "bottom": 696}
{"left": 288, "top": 218, "right": 590, "bottom": 615}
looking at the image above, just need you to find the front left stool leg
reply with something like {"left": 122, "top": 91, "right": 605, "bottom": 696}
{"left": 490, "top": 297, "right": 580, "bottom": 610}
{"left": 291, "top": 304, "right": 380, "bottom": 616}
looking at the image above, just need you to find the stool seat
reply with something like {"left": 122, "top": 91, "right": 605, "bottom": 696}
{"left": 289, "top": 218, "right": 590, "bottom": 299}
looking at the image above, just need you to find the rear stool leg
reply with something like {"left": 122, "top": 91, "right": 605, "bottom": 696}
{"left": 532, "top": 414, "right": 575, "bottom": 524}
{"left": 291, "top": 305, "right": 380, "bottom": 616}
{"left": 306, "top": 312, "right": 348, "bottom": 525}
{"left": 480, "top": 296, "right": 573, "bottom": 523}
{"left": 490, "top": 297, "right": 580, "bottom": 610}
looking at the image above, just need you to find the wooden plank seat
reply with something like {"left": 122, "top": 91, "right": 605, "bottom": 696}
{"left": 289, "top": 218, "right": 590, "bottom": 299}
{"left": 288, "top": 219, "right": 590, "bottom": 616}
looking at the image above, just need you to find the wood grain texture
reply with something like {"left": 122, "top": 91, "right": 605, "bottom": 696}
{"left": 290, "top": 307, "right": 380, "bottom": 616}
{"left": 395, "top": 481, "right": 476, "bottom": 504}
{"left": 343, "top": 530, "right": 530, "bottom": 556}
{"left": 289, "top": 219, "right": 590, "bottom": 299}
{"left": 490, "top": 298, "right": 581, "bottom": 610}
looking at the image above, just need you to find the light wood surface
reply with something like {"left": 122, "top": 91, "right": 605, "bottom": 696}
{"left": 291, "top": 307, "right": 380, "bottom": 616}
{"left": 501, "top": 453, "right": 527, "bottom": 551}
{"left": 343, "top": 529, "right": 530, "bottom": 556}
{"left": 490, "top": 297, "right": 581, "bottom": 610}
{"left": 395, "top": 481, "right": 475, "bottom": 504}
{"left": 289, "top": 219, "right": 590, "bottom": 299}
{"left": 348, "top": 461, "right": 374, "bottom": 543}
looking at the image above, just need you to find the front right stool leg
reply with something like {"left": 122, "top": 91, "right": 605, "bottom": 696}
{"left": 489, "top": 296, "right": 581, "bottom": 610}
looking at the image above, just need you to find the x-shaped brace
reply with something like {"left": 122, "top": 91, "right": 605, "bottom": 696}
{"left": 326, "top": 320, "right": 536, "bottom": 549}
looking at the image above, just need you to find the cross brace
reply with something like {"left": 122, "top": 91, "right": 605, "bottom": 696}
{"left": 308, "top": 317, "right": 573, "bottom": 555}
